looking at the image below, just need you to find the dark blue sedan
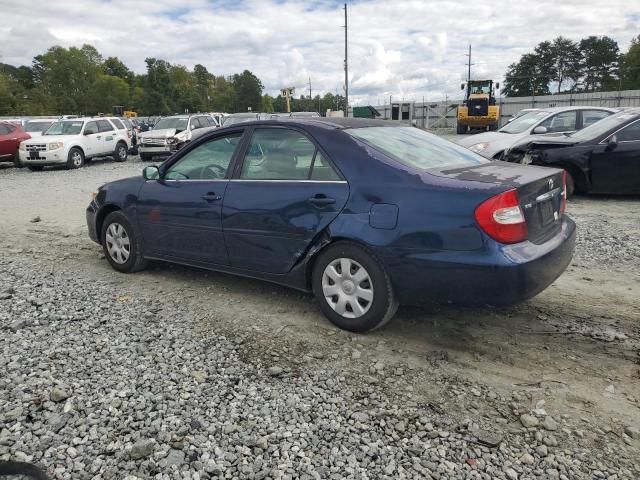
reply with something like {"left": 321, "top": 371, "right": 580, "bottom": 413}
{"left": 87, "top": 118, "right": 575, "bottom": 332}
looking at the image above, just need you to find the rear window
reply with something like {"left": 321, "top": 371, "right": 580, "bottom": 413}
{"left": 347, "top": 126, "right": 487, "bottom": 169}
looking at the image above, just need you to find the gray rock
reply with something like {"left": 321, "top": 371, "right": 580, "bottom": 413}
{"left": 505, "top": 468, "right": 518, "bottom": 480}
{"left": 30, "top": 216, "right": 41, "bottom": 223}
{"left": 542, "top": 416, "right": 558, "bottom": 431}
{"left": 520, "top": 414, "right": 539, "bottom": 428}
{"left": 543, "top": 435, "right": 558, "bottom": 447}
{"left": 5, "top": 406, "right": 23, "bottom": 421}
{"left": 47, "top": 414, "right": 68, "bottom": 433}
{"left": 267, "top": 366, "right": 283, "bottom": 376}
{"left": 475, "top": 430, "right": 503, "bottom": 447}
{"left": 520, "top": 452, "right": 535, "bottom": 465}
{"left": 624, "top": 426, "right": 639, "bottom": 439}
{"left": 351, "top": 412, "right": 369, "bottom": 423}
{"left": 165, "top": 449, "right": 185, "bottom": 466}
{"left": 130, "top": 439, "right": 156, "bottom": 460}
{"left": 50, "top": 387, "right": 71, "bottom": 403}
{"left": 536, "top": 445, "right": 549, "bottom": 456}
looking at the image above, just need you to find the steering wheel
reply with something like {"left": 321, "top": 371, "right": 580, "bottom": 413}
{"left": 201, "top": 164, "right": 227, "bottom": 179}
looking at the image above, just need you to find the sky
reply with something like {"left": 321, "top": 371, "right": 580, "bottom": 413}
{"left": 0, "top": 0, "right": 639, "bottom": 105}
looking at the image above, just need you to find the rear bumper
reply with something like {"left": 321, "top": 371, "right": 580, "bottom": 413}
{"left": 381, "top": 216, "right": 576, "bottom": 306}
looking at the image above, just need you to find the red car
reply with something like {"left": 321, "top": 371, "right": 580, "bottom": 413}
{"left": 0, "top": 121, "right": 31, "bottom": 166}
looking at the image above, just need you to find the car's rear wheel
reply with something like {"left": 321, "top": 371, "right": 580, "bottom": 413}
{"left": 456, "top": 123, "right": 467, "bottom": 134}
{"left": 66, "top": 148, "right": 84, "bottom": 169}
{"left": 312, "top": 242, "right": 398, "bottom": 332}
{"left": 114, "top": 142, "right": 128, "bottom": 162}
{"left": 101, "top": 211, "right": 148, "bottom": 273}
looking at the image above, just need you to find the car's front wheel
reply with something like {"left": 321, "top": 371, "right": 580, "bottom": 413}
{"left": 312, "top": 242, "right": 398, "bottom": 332}
{"left": 114, "top": 142, "right": 128, "bottom": 162}
{"left": 66, "top": 148, "right": 84, "bottom": 169}
{"left": 101, "top": 211, "right": 148, "bottom": 273}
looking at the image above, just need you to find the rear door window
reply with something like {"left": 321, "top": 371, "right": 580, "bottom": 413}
{"left": 241, "top": 128, "right": 331, "bottom": 180}
{"left": 84, "top": 121, "right": 99, "bottom": 134}
{"left": 111, "top": 118, "right": 125, "bottom": 129}
{"left": 538, "top": 111, "right": 577, "bottom": 133}
{"left": 582, "top": 110, "right": 611, "bottom": 128}
{"left": 0, "top": 124, "right": 9, "bottom": 135}
{"left": 98, "top": 120, "right": 114, "bottom": 132}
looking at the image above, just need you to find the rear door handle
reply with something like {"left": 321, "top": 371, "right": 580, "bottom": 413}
{"left": 308, "top": 195, "right": 335, "bottom": 206}
{"left": 202, "top": 192, "right": 222, "bottom": 202}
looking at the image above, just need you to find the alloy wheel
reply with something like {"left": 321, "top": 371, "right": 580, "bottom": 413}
{"left": 322, "top": 258, "right": 374, "bottom": 318}
{"left": 72, "top": 151, "right": 83, "bottom": 167}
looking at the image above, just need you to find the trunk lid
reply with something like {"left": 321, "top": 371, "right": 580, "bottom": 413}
{"left": 431, "top": 161, "right": 565, "bottom": 244}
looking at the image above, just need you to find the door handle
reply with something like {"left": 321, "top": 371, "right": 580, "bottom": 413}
{"left": 202, "top": 192, "right": 222, "bottom": 202}
{"left": 308, "top": 195, "right": 336, "bottom": 206}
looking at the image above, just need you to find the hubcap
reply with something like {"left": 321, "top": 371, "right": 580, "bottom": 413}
{"left": 105, "top": 223, "right": 131, "bottom": 264}
{"left": 72, "top": 152, "right": 82, "bottom": 167}
{"left": 119, "top": 146, "right": 126, "bottom": 159}
{"left": 322, "top": 258, "right": 373, "bottom": 319}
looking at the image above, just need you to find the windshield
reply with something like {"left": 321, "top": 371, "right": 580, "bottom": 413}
{"left": 44, "top": 120, "right": 84, "bottom": 135}
{"left": 470, "top": 82, "right": 491, "bottom": 94}
{"left": 348, "top": 126, "right": 487, "bottom": 170}
{"left": 24, "top": 121, "right": 54, "bottom": 133}
{"left": 498, "top": 111, "right": 549, "bottom": 134}
{"left": 569, "top": 111, "right": 638, "bottom": 142}
{"left": 223, "top": 115, "right": 257, "bottom": 126}
{"left": 153, "top": 117, "right": 188, "bottom": 131}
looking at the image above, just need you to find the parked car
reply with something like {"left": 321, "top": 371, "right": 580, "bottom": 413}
{"left": 87, "top": 118, "right": 575, "bottom": 332}
{"left": 504, "top": 108, "right": 640, "bottom": 195}
{"left": 137, "top": 114, "right": 217, "bottom": 161}
{"left": 19, "top": 117, "right": 130, "bottom": 170}
{"left": 290, "top": 111, "right": 321, "bottom": 118}
{"left": 0, "top": 121, "right": 30, "bottom": 166}
{"left": 457, "top": 106, "right": 617, "bottom": 159}
{"left": 222, "top": 113, "right": 262, "bottom": 127}
{"left": 105, "top": 117, "right": 133, "bottom": 152}
{"left": 23, "top": 118, "right": 58, "bottom": 138}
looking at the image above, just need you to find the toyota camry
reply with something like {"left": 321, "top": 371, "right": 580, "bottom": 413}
{"left": 87, "top": 118, "right": 575, "bottom": 332}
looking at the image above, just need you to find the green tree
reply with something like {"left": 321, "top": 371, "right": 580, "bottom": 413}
{"left": 503, "top": 53, "right": 551, "bottom": 97}
{"left": 193, "top": 64, "right": 214, "bottom": 111}
{"left": 231, "top": 70, "right": 263, "bottom": 112}
{"left": 261, "top": 94, "right": 274, "bottom": 112}
{"left": 579, "top": 36, "right": 620, "bottom": 91}
{"left": 548, "top": 37, "right": 582, "bottom": 92}
{"left": 102, "top": 57, "right": 134, "bottom": 84}
{"left": 88, "top": 74, "right": 130, "bottom": 114}
{"left": 210, "top": 76, "right": 234, "bottom": 112}
{"left": 620, "top": 35, "right": 640, "bottom": 89}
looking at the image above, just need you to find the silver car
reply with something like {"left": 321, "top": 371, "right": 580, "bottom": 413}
{"left": 457, "top": 106, "right": 617, "bottom": 159}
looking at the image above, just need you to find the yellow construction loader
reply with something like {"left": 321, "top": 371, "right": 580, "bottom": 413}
{"left": 457, "top": 80, "right": 500, "bottom": 134}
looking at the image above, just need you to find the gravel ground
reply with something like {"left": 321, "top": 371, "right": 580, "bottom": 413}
{"left": 1, "top": 153, "right": 639, "bottom": 479}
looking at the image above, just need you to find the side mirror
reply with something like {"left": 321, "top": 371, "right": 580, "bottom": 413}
{"left": 495, "top": 82, "right": 500, "bottom": 90}
{"left": 460, "top": 83, "right": 465, "bottom": 90}
{"left": 190, "top": 123, "right": 196, "bottom": 130}
{"left": 142, "top": 165, "right": 160, "bottom": 180}
{"left": 606, "top": 135, "right": 618, "bottom": 151}
{"left": 533, "top": 126, "right": 548, "bottom": 134}
{"left": 84, "top": 128, "right": 97, "bottom": 135}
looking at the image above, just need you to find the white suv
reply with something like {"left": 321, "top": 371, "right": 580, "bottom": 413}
{"left": 19, "top": 117, "right": 130, "bottom": 171}
{"left": 138, "top": 114, "right": 218, "bottom": 161}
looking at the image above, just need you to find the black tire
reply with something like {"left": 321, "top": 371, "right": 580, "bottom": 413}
{"left": 66, "top": 147, "right": 84, "bottom": 169}
{"left": 101, "top": 211, "right": 148, "bottom": 273}
{"left": 565, "top": 170, "right": 575, "bottom": 198}
{"left": 456, "top": 123, "right": 467, "bottom": 134}
{"left": 13, "top": 149, "right": 23, "bottom": 168}
{"left": 140, "top": 153, "right": 153, "bottom": 162}
{"left": 27, "top": 166, "right": 44, "bottom": 172}
{"left": 311, "top": 241, "right": 398, "bottom": 333}
{"left": 489, "top": 122, "right": 499, "bottom": 131}
{"left": 114, "top": 142, "right": 128, "bottom": 162}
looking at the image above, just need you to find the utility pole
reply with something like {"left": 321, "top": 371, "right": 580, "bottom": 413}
{"left": 308, "top": 77, "right": 312, "bottom": 101}
{"left": 465, "top": 44, "right": 474, "bottom": 83}
{"left": 344, "top": 3, "right": 349, "bottom": 117}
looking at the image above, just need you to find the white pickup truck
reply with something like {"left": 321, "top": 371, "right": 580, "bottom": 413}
{"left": 19, "top": 117, "right": 131, "bottom": 171}
{"left": 137, "top": 114, "right": 218, "bottom": 161}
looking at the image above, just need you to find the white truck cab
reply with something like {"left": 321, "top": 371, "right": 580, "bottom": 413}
{"left": 138, "top": 114, "right": 218, "bottom": 161}
{"left": 19, "top": 117, "right": 130, "bottom": 171}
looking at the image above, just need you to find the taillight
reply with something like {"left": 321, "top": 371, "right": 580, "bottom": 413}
{"left": 475, "top": 189, "right": 528, "bottom": 244}
{"left": 560, "top": 171, "right": 567, "bottom": 215}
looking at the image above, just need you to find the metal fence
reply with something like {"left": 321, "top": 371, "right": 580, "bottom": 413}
{"left": 365, "top": 89, "right": 640, "bottom": 128}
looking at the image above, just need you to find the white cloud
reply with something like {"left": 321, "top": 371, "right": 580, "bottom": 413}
{"left": 0, "top": 0, "right": 638, "bottom": 106}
